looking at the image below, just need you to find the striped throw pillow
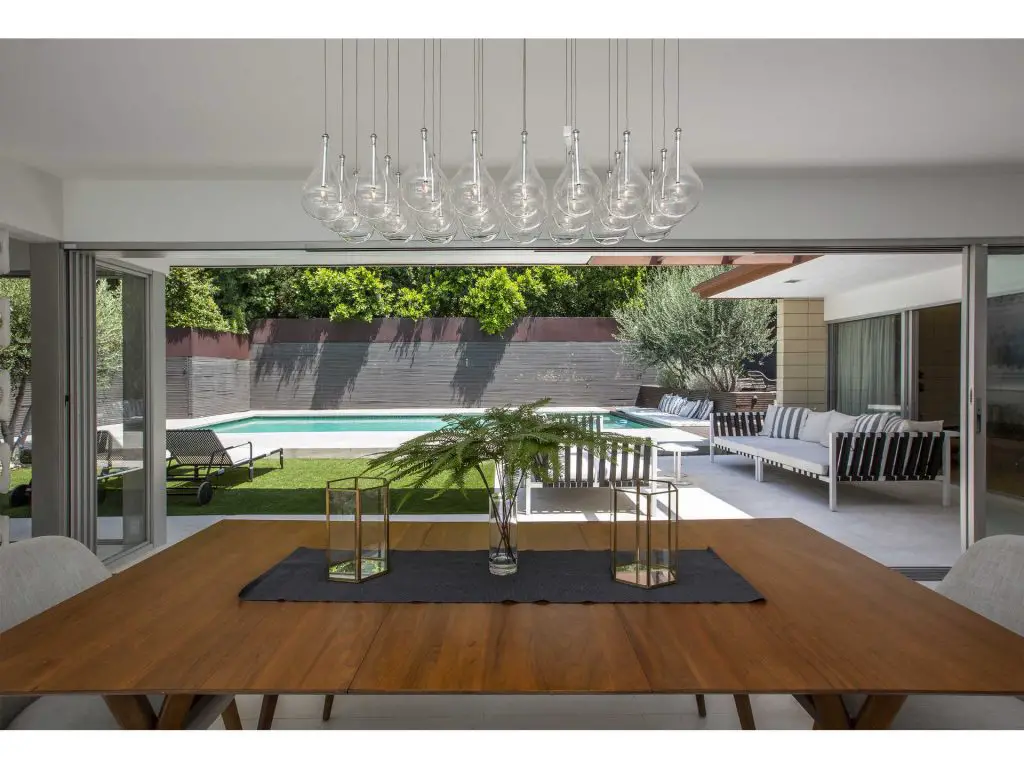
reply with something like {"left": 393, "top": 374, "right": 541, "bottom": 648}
{"left": 768, "top": 406, "right": 809, "bottom": 439}
{"left": 659, "top": 394, "right": 672, "bottom": 412}
{"left": 670, "top": 397, "right": 690, "bottom": 415}
{"left": 852, "top": 413, "right": 902, "bottom": 433}
{"left": 694, "top": 399, "right": 714, "bottom": 420}
{"left": 678, "top": 399, "right": 699, "bottom": 417}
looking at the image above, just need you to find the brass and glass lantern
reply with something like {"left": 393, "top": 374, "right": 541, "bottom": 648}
{"left": 325, "top": 476, "right": 390, "bottom": 583}
{"left": 610, "top": 478, "right": 680, "bottom": 588}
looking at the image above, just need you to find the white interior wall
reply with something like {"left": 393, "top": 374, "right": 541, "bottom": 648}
{"left": 63, "top": 169, "right": 1024, "bottom": 245}
{"left": 0, "top": 157, "right": 63, "bottom": 242}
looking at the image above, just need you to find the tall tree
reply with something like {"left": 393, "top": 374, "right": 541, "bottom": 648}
{"left": 614, "top": 267, "right": 776, "bottom": 391}
{"left": 165, "top": 268, "right": 229, "bottom": 331}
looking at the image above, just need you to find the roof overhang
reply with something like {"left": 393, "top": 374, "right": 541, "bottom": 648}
{"left": 690, "top": 255, "right": 821, "bottom": 298}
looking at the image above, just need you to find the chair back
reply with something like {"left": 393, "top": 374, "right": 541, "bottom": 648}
{"left": 0, "top": 537, "right": 110, "bottom": 728}
{"left": 936, "top": 534, "right": 1024, "bottom": 638}
{"left": 167, "top": 429, "right": 231, "bottom": 467}
{"left": 547, "top": 413, "right": 602, "bottom": 432}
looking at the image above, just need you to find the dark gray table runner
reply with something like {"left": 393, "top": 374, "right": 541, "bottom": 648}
{"left": 238, "top": 548, "right": 764, "bottom": 604}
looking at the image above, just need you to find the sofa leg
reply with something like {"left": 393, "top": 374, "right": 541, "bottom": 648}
{"left": 754, "top": 458, "right": 764, "bottom": 483}
{"left": 829, "top": 477, "right": 838, "bottom": 512}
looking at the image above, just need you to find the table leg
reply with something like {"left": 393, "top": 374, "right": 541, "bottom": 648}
{"left": 851, "top": 695, "right": 907, "bottom": 729}
{"left": 322, "top": 694, "right": 335, "bottom": 721}
{"left": 258, "top": 694, "right": 279, "bottom": 730}
{"left": 104, "top": 695, "right": 157, "bottom": 729}
{"left": 733, "top": 694, "right": 756, "bottom": 730}
{"left": 695, "top": 694, "right": 707, "bottom": 717}
{"left": 157, "top": 694, "right": 195, "bottom": 729}
{"left": 810, "top": 695, "right": 851, "bottom": 729}
{"left": 221, "top": 699, "right": 243, "bottom": 730}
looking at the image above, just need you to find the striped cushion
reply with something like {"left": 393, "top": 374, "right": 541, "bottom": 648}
{"left": 769, "top": 406, "right": 809, "bottom": 438}
{"left": 678, "top": 399, "right": 699, "bottom": 417}
{"left": 658, "top": 395, "right": 672, "bottom": 412}
{"left": 852, "top": 413, "right": 902, "bottom": 433}
{"left": 695, "top": 399, "right": 714, "bottom": 420}
{"left": 669, "top": 397, "right": 689, "bottom": 415}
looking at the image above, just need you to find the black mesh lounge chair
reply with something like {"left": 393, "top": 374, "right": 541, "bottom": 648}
{"left": 166, "top": 429, "right": 284, "bottom": 505}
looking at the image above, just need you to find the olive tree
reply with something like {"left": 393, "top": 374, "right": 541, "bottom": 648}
{"left": 614, "top": 267, "right": 776, "bottom": 392}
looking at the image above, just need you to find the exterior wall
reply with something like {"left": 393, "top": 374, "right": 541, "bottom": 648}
{"left": 776, "top": 299, "right": 827, "bottom": 411}
{"left": 166, "top": 318, "right": 657, "bottom": 416}
{"left": 165, "top": 328, "right": 251, "bottom": 418}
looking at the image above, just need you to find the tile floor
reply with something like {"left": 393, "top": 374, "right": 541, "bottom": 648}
{"left": 212, "top": 693, "right": 815, "bottom": 730}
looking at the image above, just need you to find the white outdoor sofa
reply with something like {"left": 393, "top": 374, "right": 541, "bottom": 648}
{"left": 710, "top": 410, "right": 951, "bottom": 511}
{"left": 617, "top": 394, "right": 715, "bottom": 434}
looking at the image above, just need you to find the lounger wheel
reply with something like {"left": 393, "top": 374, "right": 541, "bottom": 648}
{"left": 196, "top": 480, "right": 214, "bottom": 506}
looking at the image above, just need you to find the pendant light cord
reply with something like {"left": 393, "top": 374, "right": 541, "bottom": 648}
{"left": 385, "top": 39, "right": 391, "bottom": 155}
{"left": 372, "top": 39, "right": 377, "bottom": 135}
{"left": 661, "top": 39, "right": 666, "bottom": 148}
{"left": 322, "top": 40, "right": 328, "bottom": 135}
{"left": 650, "top": 38, "right": 655, "bottom": 168}
{"left": 521, "top": 39, "right": 527, "bottom": 133}
{"left": 478, "top": 39, "right": 483, "bottom": 156}
{"left": 354, "top": 40, "right": 359, "bottom": 158}
{"left": 397, "top": 39, "right": 401, "bottom": 168}
{"left": 340, "top": 40, "right": 345, "bottom": 154}
{"left": 624, "top": 39, "right": 629, "bottom": 131}
{"left": 422, "top": 39, "right": 426, "bottom": 129}
{"left": 676, "top": 38, "right": 681, "bottom": 128}
{"left": 440, "top": 39, "right": 445, "bottom": 164}
{"left": 607, "top": 39, "right": 611, "bottom": 170}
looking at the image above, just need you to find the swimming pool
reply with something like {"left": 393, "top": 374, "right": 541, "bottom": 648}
{"left": 211, "top": 412, "right": 648, "bottom": 434}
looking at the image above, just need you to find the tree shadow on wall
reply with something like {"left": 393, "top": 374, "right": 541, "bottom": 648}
{"left": 250, "top": 322, "right": 371, "bottom": 410}
{"left": 451, "top": 319, "right": 516, "bottom": 407}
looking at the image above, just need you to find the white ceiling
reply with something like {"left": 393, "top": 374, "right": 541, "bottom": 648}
{"left": 714, "top": 252, "right": 963, "bottom": 298}
{"left": 1, "top": 39, "right": 1023, "bottom": 180}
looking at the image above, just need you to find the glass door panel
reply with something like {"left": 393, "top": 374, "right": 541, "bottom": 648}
{"left": 96, "top": 267, "right": 149, "bottom": 559}
{"left": 985, "top": 251, "right": 1024, "bottom": 536}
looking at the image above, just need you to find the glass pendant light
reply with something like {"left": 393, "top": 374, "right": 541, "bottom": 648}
{"left": 605, "top": 130, "right": 648, "bottom": 221}
{"left": 375, "top": 159, "right": 417, "bottom": 242}
{"left": 499, "top": 41, "right": 547, "bottom": 233}
{"left": 452, "top": 129, "right": 498, "bottom": 220}
{"left": 500, "top": 130, "right": 547, "bottom": 231}
{"left": 591, "top": 173, "right": 629, "bottom": 245}
{"left": 403, "top": 126, "right": 447, "bottom": 213}
{"left": 552, "top": 130, "right": 601, "bottom": 220}
{"left": 548, "top": 207, "right": 586, "bottom": 246}
{"left": 301, "top": 133, "right": 343, "bottom": 221}
{"left": 325, "top": 154, "right": 363, "bottom": 235}
{"left": 301, "top": 42, "right": 342, "bottom": 222}
{"left": 353, "top": 133, "right": 398, "bottom": 220}
{"left": 656, "top": 40, "right": 702, "bottom": 218}
{"left": 633, "top": 168, "right": 674, "bottom": 243}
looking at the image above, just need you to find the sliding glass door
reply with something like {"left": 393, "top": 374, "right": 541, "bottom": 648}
{"left": 95, "top": 263, "right": 150, "bottom": 560}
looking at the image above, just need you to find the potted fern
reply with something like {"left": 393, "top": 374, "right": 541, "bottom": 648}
{"left": 366, "top": 399, "right": 645, "bottom": 576}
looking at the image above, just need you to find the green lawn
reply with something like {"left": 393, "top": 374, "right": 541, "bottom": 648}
{"left": 1, "top": 458, "right": 492, "bottom": 518}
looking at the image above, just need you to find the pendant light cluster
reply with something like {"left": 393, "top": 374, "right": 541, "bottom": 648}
{"left": 301, "top": 39, "right": 702, "bottom": 244}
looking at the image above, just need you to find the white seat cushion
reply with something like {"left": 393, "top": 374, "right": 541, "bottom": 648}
{"left": 715, "top": 436, "right": 830, "bottom": 476}
{"left": 617, "top": 407, "right": 710, "bottom": 428}
{"left": 842, "top": 694, "right": 1024, "bottom": 729}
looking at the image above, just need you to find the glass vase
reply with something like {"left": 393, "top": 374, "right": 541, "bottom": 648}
{"left": 488, "top": 464, "right": 519, "bottom": 576}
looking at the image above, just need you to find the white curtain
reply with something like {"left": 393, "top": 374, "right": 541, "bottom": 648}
{"left": 832, "top": 315, "right": 900, "bottom": 416}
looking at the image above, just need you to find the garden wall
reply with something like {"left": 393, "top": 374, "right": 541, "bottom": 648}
{"left": 166, "top": 318, "right": 657, "bottom": 418}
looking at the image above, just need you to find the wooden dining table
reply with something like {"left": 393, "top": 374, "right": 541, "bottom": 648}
{"left": 3, "top": 518, "right": 1024, "bottom": 730}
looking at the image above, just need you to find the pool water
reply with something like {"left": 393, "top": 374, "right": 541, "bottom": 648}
{"left": 212, "top": 412, "right": 647, "bottom": 434}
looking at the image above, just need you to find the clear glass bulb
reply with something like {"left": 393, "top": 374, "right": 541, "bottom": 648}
{"left": 605, "top": 130, "right": 650, "bottom": 221}
{"left": 353, "top": 134, "right": 398, "bottom": 221}
{"left": 451, "top": 130, "right": 498, "bottom": 220}
{"left": 324, "top": 154, "right": 363, "bottom": 235}
{"left": 301, "top": 134, "right": 343, "bottom": 221}
{"left": 461, "top": 207, "right": 503, "bottom": 243}
{"left": 590, "top": 173, "right": 630, "bottom": 245}
{"left": 548, "top": 208, "right": 586, "bottom": 246}
{"left": 633, "top": 168, "right": 675, "bottom": 243}
{"left": 499, "top": 131, "right": 548, "bottom": 230}
{"left": 551, "top": 129, "right": 601, "bottom": 220}
{"left": 504, "top": 216, "right": 542, "bottom": 245}
{"left": 374, "top": 162, "right": 417, "bottom": 243}
{"left": 417, "top": 197, "right": 460, "bottom": 245}
{"left": 655, "top": 127, "right": 703, "bottom": 218}
{"left": 402, "top": 128, "right": 448, "bottom": 213}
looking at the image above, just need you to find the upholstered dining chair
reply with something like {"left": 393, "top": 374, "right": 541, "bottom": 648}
{"left": 0, "top": 536, "right": 242, "bottom": 730}
{"left": 843, "top": 534, "right": 1024, "bottom": 729}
